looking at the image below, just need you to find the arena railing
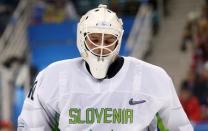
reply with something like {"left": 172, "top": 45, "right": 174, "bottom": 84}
{"left": 126, "top": 4, "right": 153, "bottom": 59}
{"left": 0, "top": 0, "right": 32, "bottom": 127}
{"left": 0, "top": 0, "right": 31, "bottom": 62}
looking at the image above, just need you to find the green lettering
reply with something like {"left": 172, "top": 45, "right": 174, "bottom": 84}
{"left": 122, "top": 109, "right": 125, "bottom": 124}
{"left": 104, "top": 108, "right": 112, "bottom": 123}
{"left": 77, "top": 108, "right": 85, "bottom": 124}
{"left": 69, "top": 108, "right": 133, "bottom": 125}
{"left": 95, "top": 108, "right": 104, "bottom": 123}
{"left": 86, "top": 108, "right": 95, "bottom": 124}
{"left": 125, "top": 109, "right": 133, "bottom": 124}
{"left": 113, "top": 109, "right": 121, "bottom": 124}
{"left": 69, "top": 108, "right": 78, "bottom": 124}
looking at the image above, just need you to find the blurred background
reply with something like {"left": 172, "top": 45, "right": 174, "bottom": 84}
{"left": 0, "top": 0, "right": 208, "bottom": 130}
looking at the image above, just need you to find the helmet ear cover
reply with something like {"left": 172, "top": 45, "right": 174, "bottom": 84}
{"left": 77, "top": 4, "right": 124, "bottom": 79}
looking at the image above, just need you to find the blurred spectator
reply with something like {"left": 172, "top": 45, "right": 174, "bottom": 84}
{"left": 31, "top": 0, "right": 145, "bottom": 24}
{"left": 149, "top": 0, "right": 160, "bottom": 35}
{"left": 179, "top": 84, "right": 201, "bottom": 122}
{"left": 0, "top": 0, "right": 19, "bottom": 35}
{"left": 201, "top": 104, "right": 208, "bottom": 121}
{"left": 122, "top": 0, "right": 140, "bottom": 16}
{"left": 0, "top": 120, "right": 11, "bottom": 129}
{"left": 181, "top": 5, "right": 208, "bottom": 52}
{"left": 180, "top": 12, "right": 199, "bottom": 51}
{"left": 72, "top": 0, "right": 140, "bottom": 17}
{"left": 31, "top": 0, "right": 46, "bottom": 24}
{"left": 32, "top": 0, "right": 79, "bottom": 24}
{"left": 72, "top": 0, "right": 94, "bottom": 15}
{"left": 187, "top": 7, "right": 208, "bottom": 75}
{"left": 181, "top": 70, "right": 196, "bottom": 92}
{"left": 65, "top": 0, "right": 79, "bottom": 21}
{"left": 192, "top": 29, "right": 208, "bottom": 74}
{"left": 43, "top": 0, "right": 65, "bottom": 23}
{"left": 194, "top": 62, "right": 208, "bottom": 105}
{"left": 180, "top": 3, "right": 208, "bottom": 123}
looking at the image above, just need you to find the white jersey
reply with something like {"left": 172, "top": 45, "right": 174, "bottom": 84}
{"left": 18, "top": 57, "right": 193, "bottom": 131}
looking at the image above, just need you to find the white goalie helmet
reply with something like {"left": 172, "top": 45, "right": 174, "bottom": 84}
{"left": 77, "top": 4, "right": 124, "bottom": 79}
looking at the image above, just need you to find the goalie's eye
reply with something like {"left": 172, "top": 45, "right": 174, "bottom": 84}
{"left": 104, "top": 34, "right": 117, "bottom": 45}
{"left": 90, "top": 38, "right": 100, "bottom": 44}
{"left": 87, "top": 33, "right": 117, "bottom": 46}
{"left": 88, "top": 33, "right": 101, "bottom": 45}
{"left": 85, "top": 33, "right": 118, "bottom": 57}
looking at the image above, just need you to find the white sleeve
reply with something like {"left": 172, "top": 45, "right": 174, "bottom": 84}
{"left": 158, "top": 75, "right": 194, "bottom": 131}
{"left": 17, "top": 70, "right": 59, "bottom": 131}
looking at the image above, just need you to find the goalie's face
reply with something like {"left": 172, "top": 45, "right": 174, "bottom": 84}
{"left": 85, "top": 33, "right": 118, "bottom": 57}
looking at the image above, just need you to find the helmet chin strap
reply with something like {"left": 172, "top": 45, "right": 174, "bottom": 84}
{"left": 86, "top": 52, "right": 114, "bottom": 79}
{"left": 85, "top": 55, "right": 124, "bottom": 80}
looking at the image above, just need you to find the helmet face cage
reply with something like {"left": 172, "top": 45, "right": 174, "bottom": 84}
{"left": 77, "top": 5, "right": 124, "bottom": 60}
{"left": 84, "top": 32, "right": 119, "bottom": 58}
{"left": 76, "top": 4, "right": 124, "bottom": 79}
